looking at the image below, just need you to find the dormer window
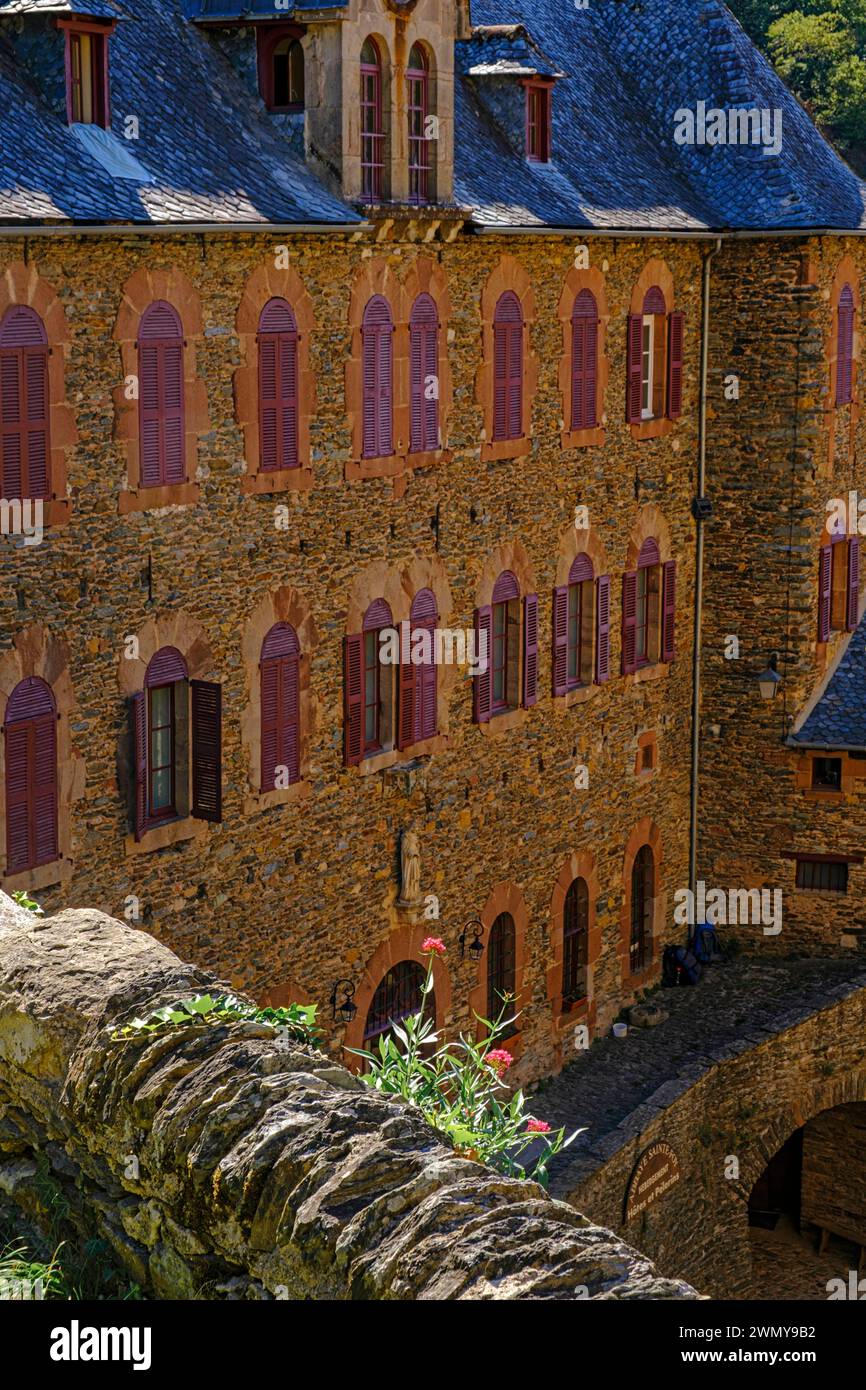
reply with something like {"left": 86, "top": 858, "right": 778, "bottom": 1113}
{"left": 60, "top": 21, "right": 111, "bottom": 128}
{"left": 259, "top": 29, "right": 305, "bottom": 113}
{"left": 525, "top": 81, "right": 551, "bottom": 163}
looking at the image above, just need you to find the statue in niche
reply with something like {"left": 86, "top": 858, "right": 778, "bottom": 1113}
{"left": 399, "top": 824, "right": 422, "bottom": 907}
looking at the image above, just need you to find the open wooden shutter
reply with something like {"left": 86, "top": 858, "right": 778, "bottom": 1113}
{"left": 281, "top": 652, "right": 300, "bottom": 784}
{"left": 626, "top": 314, "right": 643, "bottom": 424}
{"left": 343, "top": 633, "right": 364, "bottom": 766}
{"left": 398, "top": 650, "right": 415, "bottom": 751}
{"left": 818, "top": 545, "right": 832, "bottom": 643}
{"left": 662, "top": 560, "right": 677, "bottom": 661}
{"left": 473, "top": 606, "right": 493, "bottom": 723}
{"left": 523, "top": 593, "right": 539, "bottom": 707}
{"left": 552, "top": 585, "right": 569, "bottom": 696}
{"left": 4, "top": 724, "right": 30, "bottom": 872}
{"left": 622, "top": 571, "right": 638, "bottom": 674}
{"left": 847, "top": 538, "right": 861, "bottom": 631}
{"left": 595, "top": 574, "right": 611, "bottom": 684}
{"left": 191, "top": 680, "right": 222, "bottom": 822}
{"left": 667, "top": 311, "right": 684, "bottom": 419}
{"left": 131, "top": 691, "right": 147, "bottom": 841}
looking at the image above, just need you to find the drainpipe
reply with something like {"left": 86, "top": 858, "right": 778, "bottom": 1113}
{"left": 689, "top": 237, "right": 723, "bottom": 903}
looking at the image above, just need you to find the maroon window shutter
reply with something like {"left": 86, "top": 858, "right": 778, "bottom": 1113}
{"left": 24, "top": 349, "right": 49, "bottom": 499}
{"left": 5, "top": 724, "right": 30, "bottom": 872}
{"left": 362, "top": 297, "right": 394, "bottom": 460}
{"left": 523, "top": 593, "right": 539, "bottom": 707}
{"left": 0, "top": 306, "right": 51, "bottom": 502}
{"left": 362, "top": 319, "right": 378, "bottom": 458}
{"left": 667, "top": 311, "right": 684, "bottom": 419}
{"left": 837, "top": 287, "right": 855, "bottom": 407}
{"left": 595, "top": 574, "right": 611, "bottom": 684}
{"left": 343, "top": 633, "right": 364, "bottom": 765}
{"left": 138, "top": 343, "right": 161, "bottom": 487}
{"left": 191, "top": 680, "right": 222, "bottom": 822}
{"left": 552, "top": 585, "right": 569, "bottom": 696}
{"left": 258, "top": 298, "right": 298, "bottom": 473}
{"left": 0, "top": 352, "right": 23, "bottom": 500}
{"left": 410, "top": 294, "right": 438, "bottom": 454}
{"left": 258, "top": 335, "right": 278, "bottom": 472}
{"left": 626, "top": 313, "right": 643, "bottom": 423}
{"left": 847, "top": 538, "right": 860, "bottom": 631}
{"left": 818, "top": 545, "right": 832, "bottom": 643}
{"left": 280, "top": 332, "right": 299, "bottom": 468}
{"left": 662, "top": 560, "right": 677, "bottom": 661}
{"left": 473, "top": 606, "right": 493, "bottom": 723}
{"left": 32, "top": 713, "right": 58, "bottom": 866}
{"left": 162, "top": 342, "right": 185, "bottom": 484}
{"left": 138, "top": 302, "right": 185, "bottom": 489}
{"left": 507, "top": 318, "right": 523, "bottom": 441}
{"left": 493, "top": 321, "right": 507, "bottom": 441}
{"left": 260, "top": 657, "right": 279, "bottom": 790}
{"left": 622, "top": 571, "right": 638, "bottom": 674}
{"left": 493, "top": 292, "right": 523, "bottom": 442}
{"left": 398, "top": 654, "right": 415, "bottom": 750}
{"left": 410, "top": 589, "right": 438, "bottom": 743}
{"left": 282, "top": 651, "right": 300, "bottom": 784}
{"left": 131, "top": 691, "right": 147, "bottom": 841}
{"left": 571, "top": 291, "right": 598, "bottom": 431}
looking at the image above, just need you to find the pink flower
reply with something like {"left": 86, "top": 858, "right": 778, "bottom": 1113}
{"left": 421, "top": 937, "right": 446, "bottom": 957}
{"left": 487, "top": 1049, "right": 514, "bottom": 1074}
{"left": 526, "top": 1119, "right": 551, "bottom": 1135}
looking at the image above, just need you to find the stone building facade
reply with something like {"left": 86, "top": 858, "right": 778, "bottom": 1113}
{"left": 2, "top": 0, "right": 866, "bottom": 1088}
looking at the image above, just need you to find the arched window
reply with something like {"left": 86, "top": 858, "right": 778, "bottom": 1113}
{"left": 4, "top": 677, "right": 57, "bottom": 874}
{"left": 493, "top": 291, "right": 523, "bottom": 442}
{"left": 562, "top": 878, "right": 589, "bottom": 1008}
{"left": 362, "top": 295, "right": 393, "bottom": 459}
{"left": 487, "top": 911, "right": 517, "bottom": 1036}
{"left": 142, "top": 646, "right": 188, "bottom": 824}
{"left": 491, "top": 571, "right": 521, "bottom": 715}
{"left": 630, "top": 845, "right": 654, "bottom": 974}
{"left": 258, "top": 298, "right": 298, "bottom": 472}
{"left": 627, "top": 285, "right": 683, "bottom": 424}
{"left": 407, "top": 44, "right": 430, "bottom": 204}
{"left": 409, "top": 588, "right": 438, "bottom": 745}
{"left": 360, "top": 39, "right": 384, "bottom": 201}
{"left": 260, "top": 623, "right": 300, "bottom": 792}
{"left": 571, "top": 290, "right": 598, "bottom": 431}
{"left": 138, "top": 301, "right": 185, "bottom": 489}
{"left": 622, "top": 538, "right": 676, "bottom": 673}
{"left": 272, "top": 36, "right": 304, "bottom": 111}
{"left": 475, "top": 571, "right": 538, "bottom": 722}
{"left": 0, "top": 305, "right": 50, "bottom": 501}
{"left": 818, "top": 533, "right": 860, "bottom": 640}
{"left": 364, "top": 960, "right": 433, "bottom": 1048}
{"left": 409, "top": 292, "right": 439, "bottom": 454}
{"left": 131, "top": 647, "right": 221, "bottom": 839}
{"left": 837, "top": 284, "right": 855, "bottom": 407}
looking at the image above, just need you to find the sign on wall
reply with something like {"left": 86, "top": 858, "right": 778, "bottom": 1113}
{"left": 624, "top": 1141, "right": 681, "bottom": 1222}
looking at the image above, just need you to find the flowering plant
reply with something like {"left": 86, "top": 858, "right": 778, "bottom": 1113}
{"left": 351, "top": 940, "right": 580, "bottom": 1186}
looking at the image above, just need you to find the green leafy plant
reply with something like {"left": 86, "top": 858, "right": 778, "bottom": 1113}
{"left": 0, "top": 1241, "right": 64, "bottom": 1300}
{"left": 352, "top": 939, "right": 580, "bottom": 1188}
{"left": 11, "top": 890, "right": 43, "bottom": 915}
{"left": 112, "top": 992, "right": 319, "bottom": 1046}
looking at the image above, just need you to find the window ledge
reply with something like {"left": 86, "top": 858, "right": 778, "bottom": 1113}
{"left": 355, "top": 735, "right": 449, "bottom": 777}
{"left": 2, "top": 856, "right": 73, "bottom": 894}
{"left": 478, "top": 706, "right": 528, "bottom": 739}
{"left": 241, "top": 466, "right": 313, "bottom": 496}
{"left": 405, "top": 447, "right": 452, "bottom": 472}
{"left": 243, "top": 781, "right": 310, "bottom": 817}
{"left": 345, "top": 453, "right": 406, "bottom": 482}
{"left": 553, "top": 682, "right": 600, "bottom": 711}
{"left": 630, "top": 417, "right": 673, "bottom": 443}
{"left": 480, "top": 437, "right": 531, "bottom": 464}
{"left": 125, "top": 816, "right": 209, "bottom": 857}
{"left": 120, "top": 483, "right": 200, "bottom": 515}
{"left": 560, "top": 426, "right": 606, "bottom": 451}
{"left": 625, "top": 661, "right": 670, "bottom": 686}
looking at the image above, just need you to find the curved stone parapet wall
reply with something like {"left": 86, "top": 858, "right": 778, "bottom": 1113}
{"left": 0, "top": 894, "right": 696, "bottom": 1301}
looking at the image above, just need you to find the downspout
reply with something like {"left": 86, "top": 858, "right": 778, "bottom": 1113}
{"left": 689, "top": 237, "right": 723, "bottom": 901}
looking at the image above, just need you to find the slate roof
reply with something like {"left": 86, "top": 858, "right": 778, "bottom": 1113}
{"left": 185, "top": 1, "right": 347, "bottom": 18}
{"left": 788, "top": 617, "right": 866, "bottom": 751}
{"left": 1, "top": 0, "right": 866, "bottom": 231}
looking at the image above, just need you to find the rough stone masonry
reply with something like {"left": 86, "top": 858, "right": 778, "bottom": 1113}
{"left": 0, "top": 892, "right": 696, "bottom": 1300}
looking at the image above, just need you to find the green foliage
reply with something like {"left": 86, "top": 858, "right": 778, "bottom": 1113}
{"left": 112, "top": 992, "right": 319, "bottom": 1046}
{"left": 0, "top": 1242, "right": 64, "bottom": 1300}
{"left": 352, "top": 952, "right": 581, "bottom": 1188}
{"left": 11, "top": 890, "right": 43, "bottom": 915}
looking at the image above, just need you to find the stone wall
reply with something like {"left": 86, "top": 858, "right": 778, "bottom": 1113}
{"left": 0, "top": 892, "right": 696, "bottom": 1300}
{"left": 801, "top": 1102, "right": 866, "bottom": 1249}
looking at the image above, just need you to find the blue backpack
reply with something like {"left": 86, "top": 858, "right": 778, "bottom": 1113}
{"left": 662, "top": 944, "right": 703, "bottom": 987}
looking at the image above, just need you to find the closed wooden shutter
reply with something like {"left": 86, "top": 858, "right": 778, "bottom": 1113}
{"left": 493, "top": 291, "right": 523, "bottom": 442}
{"left": 5, "top": 723, "right": 31, "bottom": 872}
{"left": 260, "top": 622, "right": 300, "bottom": 790}
{"left": 837, "top": 286, "right": 855, "bottom": 407}
{"left": 552, "top": 585, "right": 569, "bottom": 697}
{"left": 258, "top": 297, "right": 299, "bottom": 472}
{"left": 0, "top": 306, "right": 51, "bottom": 501}
{"left": 473, "top": 606, "right": 493, "bottom": 723}
{"left": 410, "top": 587, "right": 438, "bottom": 743}
{"left": 818, "top": 545, "right": 832, "bottom": 643}
{"left": 571, "top": 290, "right": 598, "bottom": 431}
{"left": 139, "top": 301, "right": 185, "bottom": 489}
{"left": 5, "top": 677, "right": 58, "bottom": 872}
{"left": 622, "top": 571, "right": 638, "bottom": 674}
{"left": 130, "top": 691, "right": 147, "bottom": 840}
{"left": 191, "top": 680, "right": 222, "bottom": 822}
{"left": 523, "top": 592, "right": 539, "bottom": 707}
{"left": 343, "top": 633, "right": 364, "bottom": 766}
{"left": 626, "top": 313, "right": 643, "bottom": 424}
{"left": 398, "top": 654, "right": 415, "bottom": 751}
{"left": 595, "top": 574, "right": 611, "bottom": 684}
{"left": 667, "top": 311, "right": 684, "bottom": 419}
{"left": 847, "top": 537, "right": 861, "bottom": 631}
{"left": 409, "top": 293, "right": 439, "bottom": 454}
{"left": 662, "top": 560, "right": 677, "bottom": 661}
{"left": 362, "top": 296, "right": 393, "bottom": 459}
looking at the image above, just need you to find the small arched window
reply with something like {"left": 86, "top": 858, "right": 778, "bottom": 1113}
{"left": 622, "top": 538, "right": 676, "bottom": 673}
{"left": 258, "top": 298, "right": 298, "bottom": 472}
{"left": 260, "top": 623, "right": 300, "bottom": 792}
{"left": 409, "top": 588, "right": 438, "bottom": 745}
{"left": 630, "top": 845, "right": 654, "bottom": 974}
{"left": 4, "top": 676, "right": 58, "bottom": 874}
{"left": 407, "top": 44, "right": 430, "bottom": 204}
{"left": 362, "top": 295, "right": 393, "bottom": 459}
{"left": 493, "top": 291, "right": 523, "bottom": 442}
{"left": 562, "top": 878, "right": 589, "bottom": 1008}
{"left": 138, "top": 301, "right": 185, "bottom": 489}
{"left": 364, "top": 960, "right": 432, "bottom": 1048}
{"left": 487, "top": 911, "right": 517, "bottom": 1037}
{"left": 627, "top": 285, "right": 683, "bottom": 424}
{"left": 475, "top": 570, "right": 539, "bottom": 722}
{"left": 360, "top": 39, "right": 384, "bottom": 201}
{"left": 272, "top": 36, "right": 304, "bottom": 111}
{"left": 0, "top": 305, "right": 50, "bottom": 502}
{"left": 409, "top": 292, "right": 439, "bottom": 454}
{"left": 818, "top": 533, "right": 860, "bottom": 640}
{"left": 571, "top": 290, "right": 598, "bottom": 431}
{"left": 142, "top": 646, "right": 188, "bottom": 824}
{"left": 837, "top": 284, "right": 855, "bottom": 407}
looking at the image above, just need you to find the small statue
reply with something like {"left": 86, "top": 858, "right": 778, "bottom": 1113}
{"left": 399, "top": 824, "right": 422, "bottom": 906}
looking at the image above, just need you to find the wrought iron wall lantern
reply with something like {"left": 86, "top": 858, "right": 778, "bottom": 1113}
{"left": 330, "top": 978, "right": 357, "bottom": 1023}
{"left": 459, "top": 918, "right": 485, "bottom": 962}
{"left": 756, "top": 652, "right": 783, "bottom": 701}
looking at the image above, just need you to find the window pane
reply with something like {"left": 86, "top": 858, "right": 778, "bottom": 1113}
{"left": 567, "top": 584, "right": 580, "bottom": 682}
